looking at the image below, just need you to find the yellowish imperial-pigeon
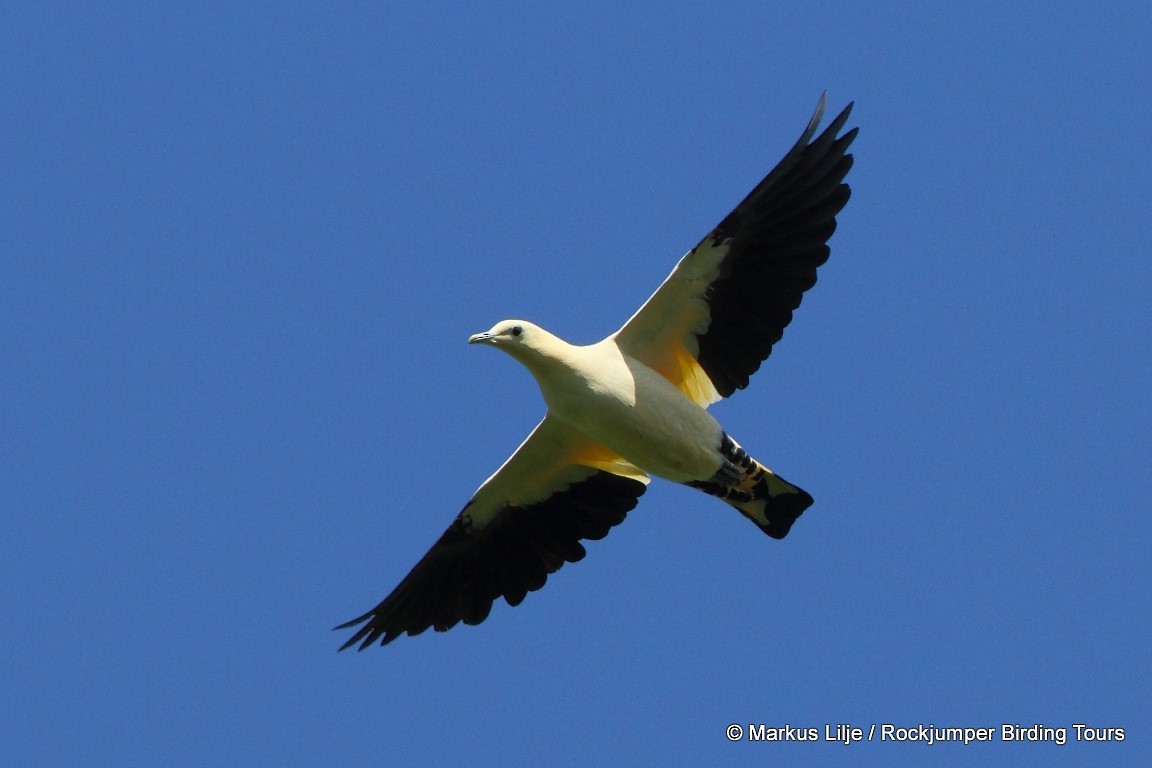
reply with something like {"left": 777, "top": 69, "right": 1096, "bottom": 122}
{"left": 338, "top": 94, "right": 857, "bottom": 650}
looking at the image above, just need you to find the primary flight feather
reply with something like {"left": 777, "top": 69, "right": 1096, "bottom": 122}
{"left": 338, "top": 94, "right": 857, "bottom": 650}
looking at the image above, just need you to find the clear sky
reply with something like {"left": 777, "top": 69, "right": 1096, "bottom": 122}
{"left": 2, "top": 2, "right": 1148, "bottom": 766}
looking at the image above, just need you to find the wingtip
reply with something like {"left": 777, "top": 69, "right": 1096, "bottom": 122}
{"left": 799, "top": 91, "right": 857, "bottom": 151}
{"left": 813, "top": 92, "right": 856, "bottom": 131}
{"left": 827, "top": 100, "right": 856, "bottom": 135}
{"left": 806, "top": 92, "right": 828, "bottom": 137}
{"left": 333, "top": 612, "right": 375, "bottom": 652}
{"left": 332, "top": 613, "right": 369, "bottom": 632}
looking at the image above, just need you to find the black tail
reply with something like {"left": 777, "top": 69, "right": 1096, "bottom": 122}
{"left": 686, "top": 434, "right": 813, "bottom": 539}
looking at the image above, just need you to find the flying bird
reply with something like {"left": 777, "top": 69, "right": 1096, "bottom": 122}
{"left": 338, "top": 94, "right": 856, "bottom": 650}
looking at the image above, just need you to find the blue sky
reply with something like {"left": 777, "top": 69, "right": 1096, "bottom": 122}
{"left": 2, "top": 2, "right": 1148, "bottom": 766}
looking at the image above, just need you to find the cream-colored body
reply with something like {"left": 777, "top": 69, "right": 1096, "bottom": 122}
{"left": 467, "top": 319, "right": 808, "bottom": 536}
{"left": 470, "top": 320, "right": 726, "bottom": 483}
{"left": 530, "top": 338, "right": 725, "bottom": 483}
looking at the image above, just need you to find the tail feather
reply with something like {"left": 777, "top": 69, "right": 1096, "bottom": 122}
{"left": 729, "top": 465, "right": 813, "bottom": 539}
{"left": 686, "top": 433, "right": 813, "bottom": 539}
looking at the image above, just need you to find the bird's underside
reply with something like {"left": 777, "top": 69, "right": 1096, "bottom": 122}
{"left": 337, "top": 93, "right": 857, "bottom": 650}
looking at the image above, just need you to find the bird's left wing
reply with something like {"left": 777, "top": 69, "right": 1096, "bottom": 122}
{"left": 336, "top": 415, "right": 649, "bottom": 650}
{"left": 612, "top": 94, "right": 857, "bottom": 404}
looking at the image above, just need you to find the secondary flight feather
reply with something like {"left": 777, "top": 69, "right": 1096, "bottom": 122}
{"left": 338, "top": 93, "right": 857, "bottom": 650}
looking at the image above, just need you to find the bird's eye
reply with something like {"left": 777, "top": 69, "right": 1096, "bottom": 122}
{"left": 511, "top": 325, "right": 523, "bottom": 337}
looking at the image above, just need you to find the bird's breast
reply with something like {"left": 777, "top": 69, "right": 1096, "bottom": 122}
{"left": 537, "top": 344, "right": 723, "bottom": 482}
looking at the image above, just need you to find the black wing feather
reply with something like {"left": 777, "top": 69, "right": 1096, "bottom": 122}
{"left": 696, "top": 97, "right": 857, "bottom": 396}
{"left": 336, "top": 471, "right": 646, "bottom": 650}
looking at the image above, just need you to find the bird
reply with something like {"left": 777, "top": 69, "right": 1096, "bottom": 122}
{"left": 337, "top": 93, "right": 857, "bottom": 650}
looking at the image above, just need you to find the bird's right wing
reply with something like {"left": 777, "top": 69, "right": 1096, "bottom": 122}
{"left": 336, "top": 415, "right": 649, "bottom": 650}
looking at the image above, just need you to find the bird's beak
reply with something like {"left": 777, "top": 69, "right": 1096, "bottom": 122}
{"left": 468, "top": 332, "right": 494, "bottom": 345}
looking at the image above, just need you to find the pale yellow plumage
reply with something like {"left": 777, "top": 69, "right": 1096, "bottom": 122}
{"left": 338, "top": 94, "right": 856, "bottom": 650}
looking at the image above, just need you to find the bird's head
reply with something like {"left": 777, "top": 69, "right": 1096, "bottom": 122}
{"left": 468, "top": 320, "right": 559, "bottom": 366}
